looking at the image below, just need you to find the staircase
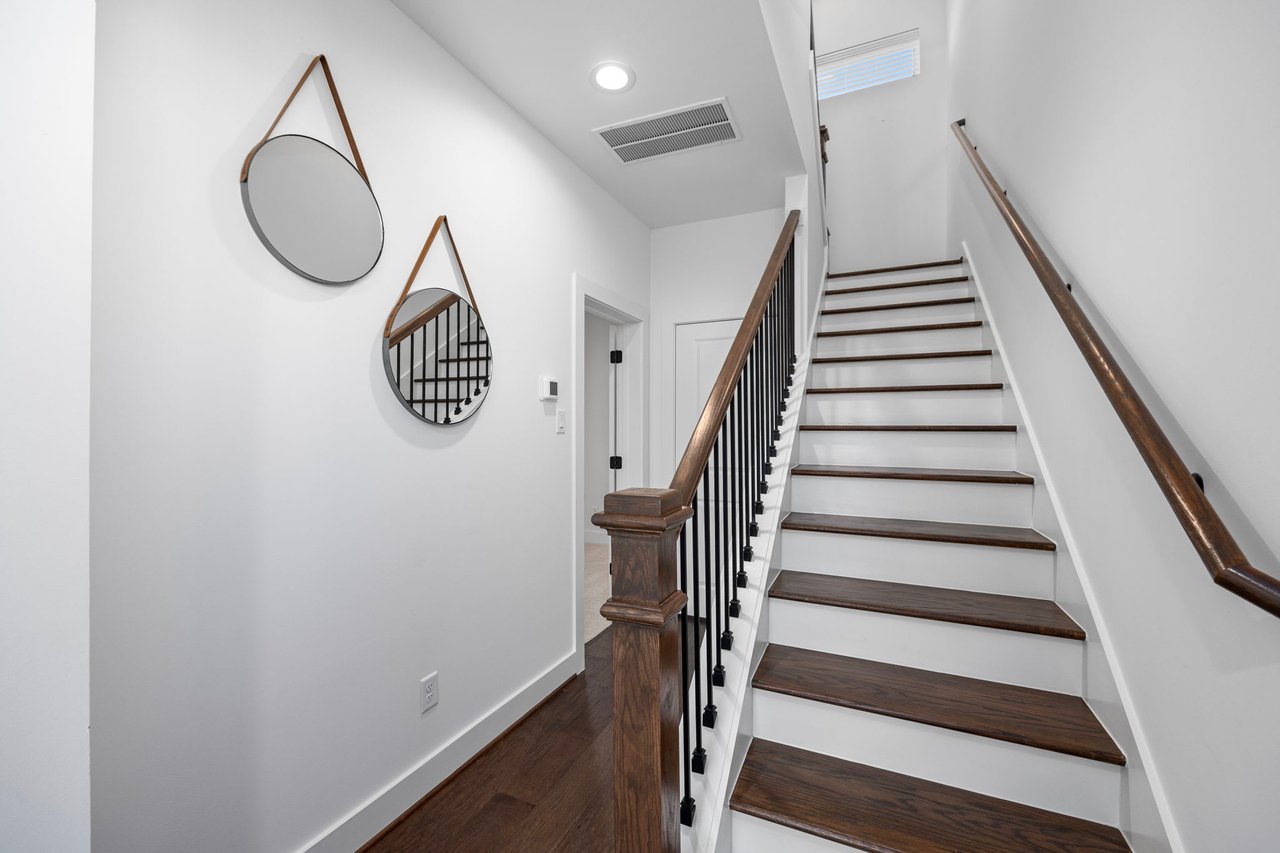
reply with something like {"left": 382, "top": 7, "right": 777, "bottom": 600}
{"left": 727, "top": 259, "right": 1131, "bottom": 852}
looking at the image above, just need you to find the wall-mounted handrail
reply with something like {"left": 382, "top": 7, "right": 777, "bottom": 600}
{"left": 951, "top": 119, "right": 1280, "bottom": 618}
{"left": 669, "top": 210, "right": 801, "bottom": 504}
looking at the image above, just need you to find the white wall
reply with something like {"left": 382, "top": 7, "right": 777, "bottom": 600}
{"left": 946, "top": 2, "right": 1280, "bottom": 849}
{"left": 89, "top": 1, "right": 649, "bottom": 851}
{"left": 756, "top": 0, "right": 828, "bottom": 341}
{"left": 0, "top": 3, "right": 94, "bottom": 851}
{"left": 814, "top": 0, "right": 950, "bottom": 272}
{"left": 649, "top": 208, "right": 786, "bottom": 484}
{"left": 583, "top": 313, "right": 611, "bottom": 544}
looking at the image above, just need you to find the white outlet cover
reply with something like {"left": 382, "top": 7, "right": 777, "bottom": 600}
{"left": 419, "top": 672, "right": 438, "bottom": 714}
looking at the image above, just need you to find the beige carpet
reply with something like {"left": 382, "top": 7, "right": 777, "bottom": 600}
{"left": 584, "top": 543, "right": 612, "bottom": 641}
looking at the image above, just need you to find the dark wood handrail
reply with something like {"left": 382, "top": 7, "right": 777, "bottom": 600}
{"left": 387, "top": 292, "right": 458, "bottom": 347}
{"left": 951, "top": 119, "right": 1280, "bottom": 618}
{"left": 669, "top": 210, "right": 801, "bottom": 504}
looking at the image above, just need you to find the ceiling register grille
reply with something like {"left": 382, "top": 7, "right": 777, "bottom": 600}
{"left": 595, "top": 99, "right": 738, "bottom": 164}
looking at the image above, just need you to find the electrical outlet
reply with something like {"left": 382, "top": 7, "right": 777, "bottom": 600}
{"left": 419, "top": 672, "right": 438, "bottom": 714}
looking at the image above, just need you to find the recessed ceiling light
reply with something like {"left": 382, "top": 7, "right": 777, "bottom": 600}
{"left": 591, "top": 61, "right": 635, "bottom": 93}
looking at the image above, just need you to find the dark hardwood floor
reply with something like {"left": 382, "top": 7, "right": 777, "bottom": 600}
{"left": 362, "top": 629, "right": 615, "bottom": 853}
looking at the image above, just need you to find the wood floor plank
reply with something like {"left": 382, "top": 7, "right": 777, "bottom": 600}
{"left": 731, "top": 739, "right": 1130, "bottom": 852}
{"left": 782, "top": 512, "right": 1056, "bottom": 551}
{"left": 754, "top": 645, "right": 1124, "bottom": 764}
{"left": 362, "top": 629, "right": 615, "bottom": 851}
{"left": 769, "top": 570, "right": 1084, "bottom": 639}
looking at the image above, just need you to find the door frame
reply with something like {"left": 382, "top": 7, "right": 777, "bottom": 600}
{"left": 570, "top": 273, "right": 648, "bottom": 672}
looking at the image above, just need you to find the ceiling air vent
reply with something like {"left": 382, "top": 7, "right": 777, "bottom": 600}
{"left": 594, "top": 98, "right": 740, "bottom": 165}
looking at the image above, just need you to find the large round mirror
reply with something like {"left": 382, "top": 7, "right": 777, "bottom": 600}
{"left": 242, "top": 134, "right": 384, "bottom": 284}
{"left": 383, "top": 288, "right": 492, "bottom": 424}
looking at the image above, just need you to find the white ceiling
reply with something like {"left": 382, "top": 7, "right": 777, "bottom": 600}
{"left": 392, "top": 0, "right": 804, "bottom": 227}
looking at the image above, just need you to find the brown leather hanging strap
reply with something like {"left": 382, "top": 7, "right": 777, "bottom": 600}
{"left": 240, "top": 54, "right": 368, "bottom": 183}
{"left": 384, "top": 216, "right": 483, "bottom": 338}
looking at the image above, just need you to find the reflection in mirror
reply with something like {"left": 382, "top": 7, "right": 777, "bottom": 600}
{"left": 242, "top": 134, "right": 384, "bottom": 284}
{"left": 383, "top": 288, "right": 492, "bottom": 424}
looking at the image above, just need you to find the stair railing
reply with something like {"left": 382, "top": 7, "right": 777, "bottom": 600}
{"left": 592, "top": 210, "right": 800, "bottom": 851}
{"left": 951, "top": 119, "right": 1280, "bottom": 618}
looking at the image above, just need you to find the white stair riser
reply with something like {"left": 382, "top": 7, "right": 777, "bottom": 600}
{"left": 789, "top": 475, "right": 1032, "bottom": 526}
{"left": 753, "top": 691, "right": 1122, "bottom": 825}
{"left": 731, "top": 812, "right": 848, "bottom": 853}
{"left": 768, "top": 599, "right": 1082, "bottom": 693}
{"left": 819, "top": 302, "right": 975, "bottom": 333}
{"left": 824, "top": 281, "right": 972, "bottom": 309}
{"left": 780, "top": 529, "right": 1054, "bottom": 598}
{"left": 814, "top": 326, "right": 983, "bottom": 358}
{"left": 796, "top": 430, "right": 1017, "bottom": 470}
{"left": 811, "top": 355, "right": 992, "bottom": 387}
{"left": 803, "top": 389, "right": 1003, "bottom": 425}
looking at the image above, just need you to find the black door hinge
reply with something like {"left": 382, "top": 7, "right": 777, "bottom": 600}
{"left": 609, "top": 349, "right": 623, "bottom": 364}
{"left": 609, "top": 455, "right": 622, "bottom": 470}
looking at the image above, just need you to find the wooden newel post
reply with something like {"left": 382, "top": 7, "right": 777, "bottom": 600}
{"left": 593, "top": 487, "right": 692, "bottom": 853}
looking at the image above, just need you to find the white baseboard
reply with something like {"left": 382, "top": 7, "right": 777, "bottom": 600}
{"left": 299, "top": 651, "right": 580, "bottom": 853}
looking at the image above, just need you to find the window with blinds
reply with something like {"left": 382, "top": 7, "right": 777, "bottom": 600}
{"left": 816, "top": 29, "right": 921, "bottom": 100}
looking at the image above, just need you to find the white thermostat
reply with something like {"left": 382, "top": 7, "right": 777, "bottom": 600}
{"left": 539, "top": 377, "right": 559, "bottom": 401}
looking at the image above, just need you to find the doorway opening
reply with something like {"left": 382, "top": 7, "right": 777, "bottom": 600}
{"left": 571, "top": 274, "right": 647, "bottom": 672}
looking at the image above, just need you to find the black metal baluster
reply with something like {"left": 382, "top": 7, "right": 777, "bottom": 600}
{"left": 678, "top": 523, "right": 696, "bottom": 826}
{"left": 711, "top": 436, "right": 727, "bottom": 679}
{"left": 717, "top": 423, "right": 733, "bottom": 651}
{"left": 701, "top": 462, "right": 718, "bottom": 725}
{"left": 452, "top": 303, "right": 463, "bottom": 417}
{"left": 728, "top": 393, "right": 743, "bottom": 616}
{"left": 735, "top": 380, "right": 749, "bottom": 588}
{"left": 688, "top": 495, "right": 707, "bottom": 770}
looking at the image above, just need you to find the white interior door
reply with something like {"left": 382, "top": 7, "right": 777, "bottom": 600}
{"left": 674, "top": 319, "right": 741, "bottom": 472}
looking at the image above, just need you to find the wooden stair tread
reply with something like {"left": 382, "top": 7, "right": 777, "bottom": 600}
{"left": 770, "top": 570, "right": 1082, "bottom": 639}
{"left": 782, "top": 512, "right": 1056, "bottom": 551}
{"left": 791, "top": 464, "right": 1032, "bottom": 485}
{"left": 829, "top": 257, "right": 965, "bottom": 279}
{"left": 817, "top": 320, "right": 981, "bottom": 338}
{"left": 807, "top": 382, "right": 1003, "bottom": 394}
{"left": 731, "top": 739, "right": 1130, "bottom": 851}
{"left": 813, "top": 349, "right": 992, "bottom": 364}
{"left": 799, "top": 423, "right": 1017, "bottom": 432}
{"left": 826, "top": 274, "right": 970, "bottom": 296}
{"left": 754, "top": 645, "right": 1124, "bottom": 764}
{"left": 822, "top": 296, "right": 975, "bottom": 316}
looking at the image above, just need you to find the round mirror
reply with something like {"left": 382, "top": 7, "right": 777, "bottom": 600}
{"left": 383, "top": 288, "right": 492, "bottom": 424}
{"left": 242, "top": 134, "right": 384, "bottom": 284}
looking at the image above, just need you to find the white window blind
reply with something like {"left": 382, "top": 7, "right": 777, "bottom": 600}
{"left": 817, "top": 29, "right": 920, "bottom": 100}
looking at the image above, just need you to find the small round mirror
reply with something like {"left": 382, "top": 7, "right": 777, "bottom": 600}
{"left": 242, "top": 134, "right": 384, "bottom": 284}
{"left": 383, "top": 288, "right": 492, "bottom": 424}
